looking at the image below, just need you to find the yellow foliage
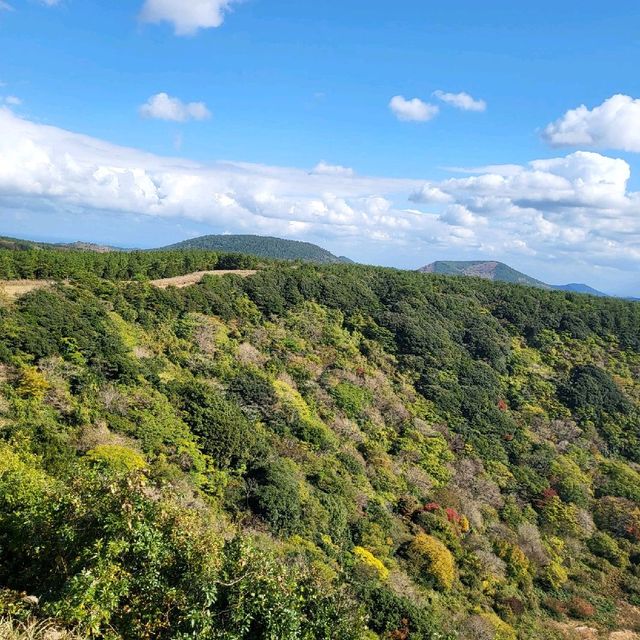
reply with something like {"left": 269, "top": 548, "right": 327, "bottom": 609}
{"left": 86, "top": 445, "right": 147, "bottom": 473}
{"left": 542, "top": 560, "right": 569, "bottom": 589}
{"left": 480, "top": 612, "right": 517, "bottom": 640}
{"left": 273, "top": 378, "right": 334, "bottom": 447}
{"left": 17, "top": 366, "right": 49, "bottom": 400}
{"left": 407, "top": 533, "right": 455, "bottom": 590}
{"left": 353, "top": 546, "right": 389, "bottom": 581}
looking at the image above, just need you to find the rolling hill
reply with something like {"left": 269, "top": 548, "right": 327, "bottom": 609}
{"left": 0, "top": 235, "right": 120, "bottom": 253}
{"left": 419, "top": 260, "right": 548, "bottom": 287}
{"left": 162, "top": 234, "right": 352, "bottom": 264}
{"left": 420, "top": 260, "right": 608, "bottom": 297}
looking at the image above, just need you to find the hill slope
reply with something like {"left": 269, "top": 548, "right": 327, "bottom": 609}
{"left": 0, "top": 235, "right": 120, "bottom": 253}
{"left": 554, "top": 282, "right": 608, "bottom": 296}
{"left": 1, "top": 249, "right": 640, "bottom": 639}
{"left": 163, "top": 234, "right": 352, "bottom": 264}
{"left": 419, "top": 260, "right": 549, "bottom": 288}
{"left": 420, "top": 260, "right": 609, "bottom": 296}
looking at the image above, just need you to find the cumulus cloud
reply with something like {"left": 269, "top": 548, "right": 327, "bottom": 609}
{"left": 139, "top": 93, "right": 211, "bottom": 122}
{"left": 411, "top": 150, "right": 640, "bottom": 275}
{"left": 389, "top": 95, "right": 439, "bottom": 122}
{"left": 4, "top": 96, "right": 22, "bottom": 106}
{"left": 409, "top": 185, "right": 453, "bottom": 204}
{"left": 311, "top": 162, "right": 355, "bottom": 178}
{"left": 543, "top": 94, "right": 640, "bottom": 152}
{"left": 434, "top": 90, "right": 486, "bottom": 112}
{"left": 0, "top": 108, "right": 425, "bottom": 245}
{"left": 140, "top": 0, "right": 238, "bottom": 36}
{"left": 2, "top": 108, "right": 640, "bottom": 290}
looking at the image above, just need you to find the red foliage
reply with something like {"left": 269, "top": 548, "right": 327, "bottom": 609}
{"left": 626, "top": 524, "right": 640, "bottom": 541}
{"left": 497, "top": 399, "right": 508, "bottom": 411}
{"left": 445, "top": 507, "right": 461, "bottom": 524}
{"left": 424, "top": 502, "right": 441, "bottom": 512}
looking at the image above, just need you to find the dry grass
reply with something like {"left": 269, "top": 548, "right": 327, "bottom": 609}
{"left": 0, "top": 281, "right": 54, "bottom": 300}
{"left": 149, "top": 270, "right": 257, "bottom": 289}
{"left": 0, "top": 270, "right": 257, "bottom": 299}
{"left": 0, "top": 619, "right": 85, "bottom": 640}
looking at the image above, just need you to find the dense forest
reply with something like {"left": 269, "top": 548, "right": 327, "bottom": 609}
{"left": 1, "top": 249, "right": 640, "bottom": 639}
{"left": 162, "top": 234, "right": 352, "bottom": 264}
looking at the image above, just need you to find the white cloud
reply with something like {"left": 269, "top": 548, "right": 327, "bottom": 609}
{"left": 139, "top": 93, "right": 211, "bottom": 122}
{"left": 0, "top": 108, "right": 424, "bottom": 245}
{"left": 409, "top": 185, "right": 452, "bottom": 204}
{"left": 140, "top": 0, "right": 238, "bottom": 36}
{"left": 0, "top": 1, "right": 13, "bottom": 10}
{"left": 5, "top": 96, "right": 22, "bottom": 106}
{"left": 434, "top": 90, "right": 486, "bottom": 112}
{"left": 444, "top": 164, "right": 523, "bottom": 177}
{"left": 439, "top": 204, "right": 485, "bottom": 227}
{"left": 389, "top": 95, "right": 439, "bottom": 122}
{"left": 311, "top": 162, "right": 355, "bottom": 178}
{"left": 544, "top": 94, "right": 640, "bottom": 152}
{"left": 411, "top": 150, "right": 640, "bottom": 278}
{"left": 2, "top": 108, "right": 640, "bottom": 292}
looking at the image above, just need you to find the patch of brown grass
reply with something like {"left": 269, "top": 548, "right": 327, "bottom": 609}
{"left": 149, "top": 270, "right": 257, "bottom": 289}
{"left": 0, "top": 281, "right": 54, "bottom": 300}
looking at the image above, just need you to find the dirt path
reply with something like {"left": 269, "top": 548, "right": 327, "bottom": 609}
{"left": 148, "top": 270, "right": 257, "bottom": 289}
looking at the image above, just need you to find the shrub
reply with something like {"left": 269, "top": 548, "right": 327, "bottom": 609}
{"left": 85, "top": 445, "right": 147, "bottom": 474}
{"left": 567, "top": 597, "right": 595, "bottom": 619}
{"left": 587, "top": 531, "right": 627, "bottom": 566}
{"left": 594, "top": 496, "right": 640, "bottom": 542}
{"left": 329, "top": 382, "right": 372, "bottom": 419}
{"left": 539, "top": 494, "right": 582, "bottom": 537}
{"left": 228, "top": 368, "right": 277, "bottom": 420}
{"left": 540, "top": 561, "right": 568, "bottom": 590}
{"left": 16, "top": 366, "right": 49, "bottom": 400}
{"left": 273, "top": 379, "right": 335, "bottom": 449}
{"left": 559, "top": 365, "right": 630, "bottom": 416}
{"left": 353, "top": 546, "right": 389, "bottom": 582}
{"left": 596, "top": 460, "right": 640, "bottom": 502}
{"left": 249, "top": 458, "right": 304, "bottom": 535}
{"left": 171, "top": 379, "right": 257, "bottom": 469}
{"left": 406, "top": 533, "right": 456, "bottom": 590}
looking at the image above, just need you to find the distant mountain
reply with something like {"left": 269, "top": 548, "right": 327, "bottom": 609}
{"left": 419, "top": 260, "right": 610, "bottom": 297}
{"left": 0, "top": 235, "right": 120, "bottom": 253}
{"left": 553, "top": 283, "right": 607, "bottom": 297}
{"left": 162, "top": 234, "right": 352, "bottom": 264}
{"left": 419, "top": 260, "right": 549, "bottom": 288}
{"left": 57, "top": 241, "right": 121, "bottom": 253}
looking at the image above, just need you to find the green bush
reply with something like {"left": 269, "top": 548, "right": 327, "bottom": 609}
{"left": 587, "top": 531, "right": 627, "bottom": 567}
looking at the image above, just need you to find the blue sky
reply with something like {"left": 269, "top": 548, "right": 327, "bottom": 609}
{"left": 1, "top": 0, "right": 640, "bottom": 294}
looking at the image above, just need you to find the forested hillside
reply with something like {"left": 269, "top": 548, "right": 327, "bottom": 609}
{"left": 162, "top": 234, "right": 352, "bottom": 264}
{"left": 1, "top": 250, "right": 640, "bottom": 639}
{"left": 418, "top": 261, "right": 549, "bottom": 288}
{"left": 0, "top": 236, "right": 120, "bottom": 253}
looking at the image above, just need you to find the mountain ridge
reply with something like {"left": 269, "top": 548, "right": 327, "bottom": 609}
{"left": 161, "top": 234, "right": 352, "bottom": 264}
{"left": 420, "top": 260, "right": 609, "bottom": 297}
